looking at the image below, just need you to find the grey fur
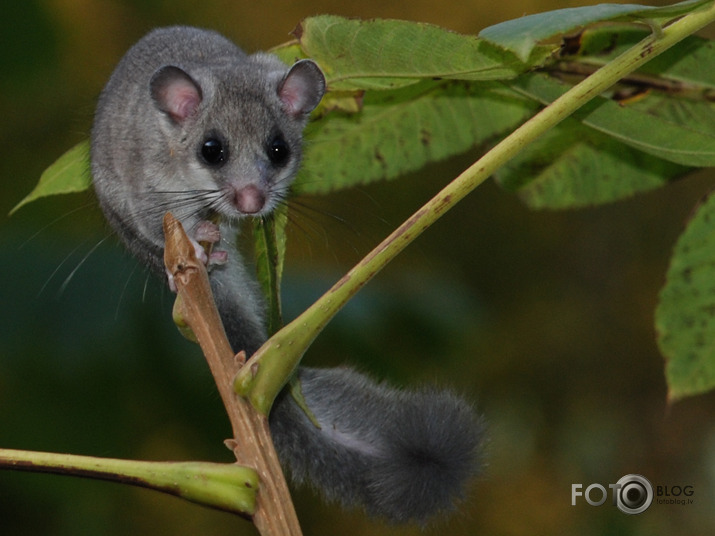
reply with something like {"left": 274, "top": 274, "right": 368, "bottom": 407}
{"left": 271, "top": 367, "right": 485, "bottom": 523}
{"left": 91, "top": 26, "right": 484, "bottom": 524}
{"left": 92, "top": 26, "right": 325, "bottom": 353}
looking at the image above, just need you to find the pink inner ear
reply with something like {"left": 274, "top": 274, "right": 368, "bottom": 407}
{"left": 277, "top": 60, "right": 325, "bottom": 117}
{"left": 164, "top": 79, "right": 201, "bottom": 122}
{"left": 279, "top": 75, "right": 311, "bottom": 116}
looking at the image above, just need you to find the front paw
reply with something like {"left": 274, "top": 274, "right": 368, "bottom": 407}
{"left": 165, "top": 220, "right": 227, "bottom": 293}
{"left": 193, "top": 220, "right": 227, "bottom": 267}
{"left": 194, "top": 220, "right": 221, "bottom": 245}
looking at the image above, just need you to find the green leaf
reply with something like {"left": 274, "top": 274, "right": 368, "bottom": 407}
{"left": 656, "top": 192, "right": 715, "bottom": 400}
{"left": 511, "top": 73, "right": 715, "bottom": 167}
{"left": 269, "top": 41, "right": 307, "bottom": 64}
{"left": 629, "top": 95, "right": 715, "bottom": 142}
{"left": 567, "top": 26, "right": 715, "bottom": 91}
{"left": 253, "top": 206, "right": 289, "bottom": 336}
{"left": 10, "top": 140, "right": 91, "bottom": 215}
{"left": 628, "top": 34, "right": 715, "bottom": 90}
{"left": 479, "top": 0, "right": 711, "bottom": 61}
{"left": 499, "top": 31, "right": 715, "bottom": 209}
{"left": 293, "top": 15, "right": 553, "bottom": 90}
{"left": 494, "top": 118, "right": 686, "bottom": 209}
{"left": 294, "top": 81, "right": 537, "bottom": 195}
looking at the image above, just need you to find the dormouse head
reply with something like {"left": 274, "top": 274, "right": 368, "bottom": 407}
{"left": 148, "top": 56, "right": 325, "bottom": 221}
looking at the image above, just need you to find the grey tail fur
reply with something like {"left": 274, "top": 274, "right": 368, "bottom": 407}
{"left": 269, "top": 366, "right": 485, "bottom": 524}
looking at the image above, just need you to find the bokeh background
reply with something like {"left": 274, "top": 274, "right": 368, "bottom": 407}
{"left": 2, "top": 0, "right": 715, "bottom": 534}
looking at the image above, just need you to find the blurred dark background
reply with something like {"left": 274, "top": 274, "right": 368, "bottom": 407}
{"left": 2, "top": 1, "right": 714, "bottom": 535}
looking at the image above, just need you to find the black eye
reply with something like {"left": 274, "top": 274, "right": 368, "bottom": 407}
{"left": 201, "top": 138, "right": 226, "bottom": 166}
{"left": 267, "top": 134, "right": 290, "bottom": 166}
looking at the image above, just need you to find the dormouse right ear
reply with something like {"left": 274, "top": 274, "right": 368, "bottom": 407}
{"left": 278, "top": 59, "right": 326, "bottom": 117}
{"left": 150, "top": 65, "right": 203, "bottom": 123}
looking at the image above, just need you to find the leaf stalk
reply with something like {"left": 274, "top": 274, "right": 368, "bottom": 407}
{"left": 0, "top": 448, "right": 258, "bottom": 516}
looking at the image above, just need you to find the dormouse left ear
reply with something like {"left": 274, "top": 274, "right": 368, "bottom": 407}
{"left": 150, "top": 65, "right": 203, "bottom": 124}
{"left": 278, "top": 59, "right": 326, "bottom": 117}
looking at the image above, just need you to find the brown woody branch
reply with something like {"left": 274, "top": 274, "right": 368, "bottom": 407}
{"left": 162, "top": 212, "right": 301, "bottom": 536}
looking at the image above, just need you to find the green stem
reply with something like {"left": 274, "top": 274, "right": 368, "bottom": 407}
{"left": 235, "top": 2, "right": 715, "bottom": 413}
{"left": 0, "top": 448, "right": 258, "bottom": 516}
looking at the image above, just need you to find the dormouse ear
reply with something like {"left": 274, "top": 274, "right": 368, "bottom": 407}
{"left": 150, "top": 65, "right": 203, "bottom": 123}
{"left": 277, "top": 59, "right": 326, "bottom": 117}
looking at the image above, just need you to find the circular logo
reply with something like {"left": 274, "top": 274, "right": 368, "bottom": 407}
{"left": 615, "top": 474, "right": 653, "bottom": 514}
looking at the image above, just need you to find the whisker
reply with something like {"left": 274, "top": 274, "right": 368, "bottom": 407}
{"left": 143, "top": 189, "right": 218, "bottom": 195}
{"left": 279, "top": 201, "right": 332, "bottom": 250}
{"left": 38, "top": 242, "right": 88, "bottom": 297}
{"left": 351, "top": 187, "right": 393, "bottom": 228}
{"left": 114, "top": 261, "right": 141, "bottom": 320}
{"left": 120, "top": 189, "right": 227, "bottom": 233}
{"left": 288, "top": 175, "right": 336, "bottom": 193}
{"left": 57, "top": 237, "right": 110, "bottom": 298}
{"left": 141, "top": 272, "right": 154, "bottom": 302}
{"left": 19, "top": 202, "right": 96, "bottom": 250}
{"left": 142, "top": 194, "right": 214, "bottom": 214}
{"left": 283, "top": 194, "right": 389, "bottom": 263}
{"left": 287, "top": 198, "right": 363, "bottom": 242}
{"left": 289, "top": 198, "right": 354, "bottom": 229}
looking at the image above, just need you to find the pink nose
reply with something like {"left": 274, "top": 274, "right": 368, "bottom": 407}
{"left": 234, "top": 185, "right": 266, "bottom": 214}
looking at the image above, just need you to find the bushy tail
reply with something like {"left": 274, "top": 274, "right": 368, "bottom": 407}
{"left": 269, "top": 367, "right": 485, "bottom": 524}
